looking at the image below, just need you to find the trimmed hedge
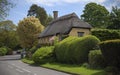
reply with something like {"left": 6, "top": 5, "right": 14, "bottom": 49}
{"left": 32, "top": 46, "right": 54, "bottom": 64}
{"left": 92, "top": 29, "right": 120, "bottom": 41}
{"left": 88, "top": 50, "right": 106, "bottom": 68}
{"left": 99, "top": 39, "right": 120, "bottom": 69}
{"left": 55, "top": 35, "right": 100, "bottom": 64}
{"left": 0, "top": 47, "right": 7, "bottom": 56}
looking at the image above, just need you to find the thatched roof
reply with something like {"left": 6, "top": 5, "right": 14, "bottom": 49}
{"left": 39, "top": 13, "right": 92, "bottom": 38}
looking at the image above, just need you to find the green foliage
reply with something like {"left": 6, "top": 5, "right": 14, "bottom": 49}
{"left": 41, "top": 63, "right": 107, "bottom": 75}
{"left": 32, "top": 46, "right": 54, "bottom": 64}
{"left": 105, "top": 66, "right": 119, "bottom": 74}
{"left": 17, "top": 17, "right": 44, "bottom": 49}
{"left": 0, "top": 47, "right": 7, "bottom": 56}
{"left": 22, "top": 58, "right": 34, "bottom": 65}
{"left": 27, "top": 4, "right": 48, "bottom": 26}
{"left": 99, "top": 39, "right": 120, "bottom": 69}
{"left": 88, "top": 50, "right": 106, "bottom": 68}
{"left": 6, "top": 47, "right": 12, "bottom": 55}
{"left": 0, "top": 46, "right": 12, "bottom": 55}
{"left": 0, "top": 20, "right": 19, "bottom": 49}
{"left": 81, "top": 63, "right": 90, "bottom": 68}
{"left": 81, "top": 2, "right": 109, "bottom": 28}
{"left": 107, "top": 6, "right": 120, "bottom": 29}
{"left": 0, "top": 0, "right": 13, "bottom": 21}
{"left": 22, "top": 58, "right": 107, "bottom": 75}
{"left": 29, "top": 46, "right": 38, "bottom": 54}
{"left": 46, "top": 14, "right": 53, "bottom": 27}
{"left": 92, "top": 29, "right": 120, "bottom": 41}
{"left": 55, "top": 35, "right": 100, "bottom": 64}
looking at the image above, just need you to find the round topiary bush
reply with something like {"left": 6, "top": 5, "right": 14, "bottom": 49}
{"left": 55, "top": 35, "right": 100, "bottom": 64}
{"left": 32, "top": 46, "right": 54, "bottom": 64}
{"left": 99, "top": 39, "right": 120, "bottom": 70}
{"left": 88, "top": 50, "right": 106, "bottom": 68}
{"left": 0, "top": 47, "right": 7, "bottom": 56}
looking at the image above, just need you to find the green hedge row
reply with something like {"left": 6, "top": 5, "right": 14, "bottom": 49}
{"left": 99, "top": 39, "right": 120, "bottom": 69}
{"left": 88, "top": 50, "right": 106, "bottom": 68}
{"left": 92, "top": 29, "right": 120, "bottom": 41}
{"left": 55, "top": 35, "right": 100, "bottom": 64}
{"left": 32, "top": 46, "right": 54, "bottom": 64}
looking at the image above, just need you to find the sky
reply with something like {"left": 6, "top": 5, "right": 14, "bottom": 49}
{"left": 6, "top": 0, "right": 120, "bottom": 25}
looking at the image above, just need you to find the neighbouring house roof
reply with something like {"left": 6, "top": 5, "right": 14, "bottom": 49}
{"left": 39, "top": 13, "right": 92, "bottom": 38}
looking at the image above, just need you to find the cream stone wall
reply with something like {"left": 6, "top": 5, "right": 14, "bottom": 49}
{"left": 39, "top": 28, "right": 91, "bottom": 45}
{"left": 39, "top": 36, "right": 50, "bottom": 45}
{"left": 39, "top": 36, "right": 58, "bottom": 45}
{"left": 69, "top": 28, "right": 91, "bottom": 36}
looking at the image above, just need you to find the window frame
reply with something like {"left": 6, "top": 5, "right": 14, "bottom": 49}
{"left": 77, "top": 32, "right": 84, "bottom": 37}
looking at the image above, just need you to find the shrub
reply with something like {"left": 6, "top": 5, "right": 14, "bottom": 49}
{"left": 54, "top": 36, "right": 78, "bottom": 63}
{"left": 88, "top": 50, "right": 106, "bottom": 68}
{"left": 30, "top": 46, "right": 38, "bottom": 54}
{"left": 55, "top": 35, "right": 100, "bottom": 64}
{"left": 92, "top": 29, "right": 120, "bottom": 41}
{"left": 81, "top": 63, "right": 90, "bottom": 68}
{"left": 105, "top": 66, "right": 119, "bottom": 74}
{"left": 99, "top": 39, "right": 120, "bottom": 69}
{"left": 32, "top": 46, "right": 54, "bottom": 64}
{"left": 6, "top": 47, "right": 13, "bottom": 55}
{"left": 0, "top": 47, "right": 7, "bottom": 56}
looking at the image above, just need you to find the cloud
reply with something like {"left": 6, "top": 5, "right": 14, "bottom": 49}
{"left": 25, "top": 0, "right": 107, "bottom": 6}
{"left": 25, "top": 0, "right": 59, "bottom": 6}
{"left": 62, "top": 0, "right": 106, "bottom": 3}
{"left": 103, "top": 0, "right": 120, "bottom": 11}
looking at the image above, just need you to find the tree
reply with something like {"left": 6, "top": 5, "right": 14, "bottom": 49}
{"left": 0, "top": 0, "right": 13, "bottom": 21}
{"left": 17, "top": 17, "right": 44, "bottom": 49}
{"left": 0, "top": 20, "right": 19, "bottom": 49}
{"left": 27, "top": 4, "right": 47, "bottom": 26}
{"left": 46, "top": 14, "right": 53, "bottom": 26}
{"left": 107, "top": 6, "right": 120, "bottom": 29}
{"left": 81, "top": 2, "right": 109, "bottom": 28}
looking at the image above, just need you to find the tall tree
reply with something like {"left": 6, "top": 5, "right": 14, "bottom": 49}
{"left": 46, "top": 14, "right": 53, "bottom": 26}
{"left": 17, "top": 17, "right": 44, "bottom": 49}
{"left": 0, "top": 0, "right": 13, "bottom": 21}
{"left": 107, "top": 6, "right": 120, "bottom": 29}
{"left": 0, "top": 20, "right": 19, "bottom": 49}
{"left": 81, "top": 2, "right": 109, "bottom": 28}
{"left": 27, "top": 4, "right": 47, "bottom": 26}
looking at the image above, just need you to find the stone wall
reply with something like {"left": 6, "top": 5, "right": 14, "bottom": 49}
{"left": 69, "top": 28, "right": 91, "bottom": 37}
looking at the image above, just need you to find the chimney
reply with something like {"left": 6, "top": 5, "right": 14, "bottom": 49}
{"left": 53, "top": 11, "right": 58, "bottom": 19}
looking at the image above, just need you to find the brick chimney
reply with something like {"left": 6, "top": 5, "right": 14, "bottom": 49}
{"left": 53, "top": 11, "right": 58, "bottom": 19}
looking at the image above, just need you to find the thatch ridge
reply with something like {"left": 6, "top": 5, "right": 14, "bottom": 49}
{"left": 39, "top": 12, "right": 92, "bottom": 38}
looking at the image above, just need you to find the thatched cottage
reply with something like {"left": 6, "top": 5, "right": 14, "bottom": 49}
{"left": 38, "top": 11, "right": 92, "bottom": 45}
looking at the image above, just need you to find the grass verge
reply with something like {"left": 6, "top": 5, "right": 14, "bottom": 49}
{"left": 22, "top": 58, "right": 34, "bottom": 64}
{"left": 22, "top": 58, "right": 107, "bottom": 75}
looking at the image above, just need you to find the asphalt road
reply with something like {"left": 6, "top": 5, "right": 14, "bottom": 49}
{"left": 0, "top": 55, "right": 70, "bottom": 75}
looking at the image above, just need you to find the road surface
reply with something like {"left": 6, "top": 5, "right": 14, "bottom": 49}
{"left": 0, "top": 55, "right": 70, "bottom": 75}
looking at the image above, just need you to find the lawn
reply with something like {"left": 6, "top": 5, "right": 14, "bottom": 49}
{"left": 22, "top": 58, "right": 107, "bottom": 75}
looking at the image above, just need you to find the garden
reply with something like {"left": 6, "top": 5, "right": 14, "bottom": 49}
{"left": 22, "top": 29, "right": 120, "bottom": 75}
{"left": 0, "top": 1, "right": 120, "bottom": 75}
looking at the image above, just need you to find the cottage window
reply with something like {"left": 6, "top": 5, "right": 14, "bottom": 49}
{"left": 78, "top": 32, "right": 84, "bottom": 37}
